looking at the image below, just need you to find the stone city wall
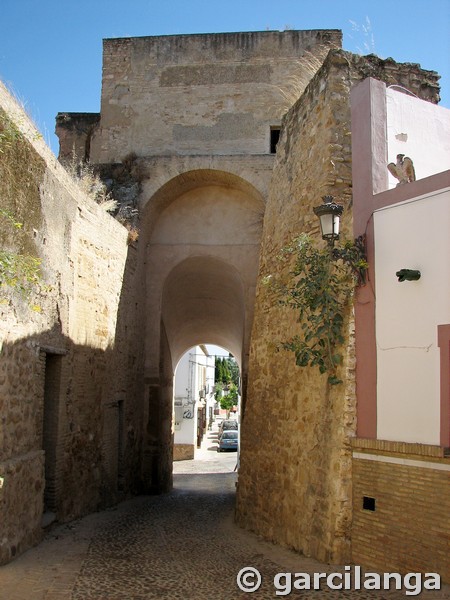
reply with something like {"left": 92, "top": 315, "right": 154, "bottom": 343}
{"left": 235, "top": 50, "right": 440, "bottom": 565}
{"left": 0, "top": 82, "right": 145, "bottom": 564}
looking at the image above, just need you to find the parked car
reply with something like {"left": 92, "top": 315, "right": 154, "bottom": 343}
{"left": 217, "top": 429, "right": 239, "bottom": 452}
{"left": 218, "top": 419, "right": 238, "bottom": 436}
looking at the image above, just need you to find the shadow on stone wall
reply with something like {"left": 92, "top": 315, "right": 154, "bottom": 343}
{"left": 0, "top": 238, "right": 158, "bottom": 564}
{"left": 0, "top": 77, "right": 177, "bottom": 564}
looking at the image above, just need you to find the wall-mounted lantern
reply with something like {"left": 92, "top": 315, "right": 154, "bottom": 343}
{"left": 313, "top": 195, "right": 344, "bottom": 246}
{"left": 313, "top": 194, "right": 368, "bottom": 285}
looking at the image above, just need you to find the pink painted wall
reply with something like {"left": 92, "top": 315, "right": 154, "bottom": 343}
{"left": 351, "top": 77, "right": 450, "bottom": 445}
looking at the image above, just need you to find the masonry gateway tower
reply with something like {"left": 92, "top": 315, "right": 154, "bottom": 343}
{"left": 56, "top": 29, "right": 342, "bottom": 490}
{"left": 2, "top": 25, "right": 446, "bottom": 575}
{"left": 52, "top": 29, "right": 448, "bottom": 579}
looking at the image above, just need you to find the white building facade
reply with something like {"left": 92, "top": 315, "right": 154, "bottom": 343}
{"left": 173, "top": 345, "right": 215, "bottom": 460}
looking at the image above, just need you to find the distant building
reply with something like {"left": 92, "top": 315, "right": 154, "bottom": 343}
{"left": 173, "top": 345, "right": 215, "bottom": 460}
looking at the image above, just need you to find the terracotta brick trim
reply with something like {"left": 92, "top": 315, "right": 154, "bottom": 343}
{"left": 351, "top": 437, "right": 450, "bottom": 458}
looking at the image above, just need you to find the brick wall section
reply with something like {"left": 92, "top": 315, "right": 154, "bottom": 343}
{"left": 0, "top": 82, "right": 145, "bottom": 564}
{"left": 235, "top": 50, "right": 440, "bottom": 565}
{"left": 352, "top": 439, "right": 450, "bottom": 582}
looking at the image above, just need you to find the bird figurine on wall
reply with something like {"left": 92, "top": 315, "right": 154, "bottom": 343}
{"left": 387, "top": 154, "right": 416, "bottom": 185}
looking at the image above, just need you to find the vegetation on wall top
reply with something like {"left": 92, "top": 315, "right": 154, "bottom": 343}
{"left": 66, "top": 150, "right": 142, "bottom": 245}
{"left": 0, "top": 209, "right": 42, "bottom": 303}
{"left": 0, "top": 109, "right": 46, "bottom": 305}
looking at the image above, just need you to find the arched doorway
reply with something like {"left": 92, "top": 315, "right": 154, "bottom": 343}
{"left": 173, "top": 344, "right": 239, "bottom": 461}
{"left": 139, "top": 169, "right": 264, "bottom": 493}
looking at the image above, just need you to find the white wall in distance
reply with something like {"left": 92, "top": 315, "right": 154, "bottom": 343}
{"left": 386, "top": 88, "right": 450, "bottom": 189}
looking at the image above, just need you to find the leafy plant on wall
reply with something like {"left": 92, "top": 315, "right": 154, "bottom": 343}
{"left": 0, "top": 110, "right": 45, "bottom": 308}
{"left": 265, "top": 233, "right": 367, "bottom": 385}
{"left": 0, "top": 209, "right": 43, "bottom": 307}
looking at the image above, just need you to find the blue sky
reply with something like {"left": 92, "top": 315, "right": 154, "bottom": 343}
{"left": 1, "top": 0, "right": 449, "bottom": 155}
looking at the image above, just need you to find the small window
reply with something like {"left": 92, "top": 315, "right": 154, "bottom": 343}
{"left": 270, "top": 127, "right": 281, "bottom": 154}
{"left": 363, "top": 496, "right": 376, "bottom": 511}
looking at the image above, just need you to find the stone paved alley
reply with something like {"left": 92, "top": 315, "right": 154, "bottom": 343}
{"left": 1, "top": 420, "right": 449, "bottom": 600}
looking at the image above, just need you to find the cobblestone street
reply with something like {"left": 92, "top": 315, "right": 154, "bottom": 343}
{"left": 1, "top": 422, "right": 449, "bottom": 599}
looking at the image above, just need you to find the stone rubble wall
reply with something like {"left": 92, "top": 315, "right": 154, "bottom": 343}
{"left": 235, "top": 50, "right": 440, "bottom": 564}
{"left": 55, "top": 112, "right": 100, "bottom": 163}
{"left": 0, "top": 82, "right": 145, "bottom": 564}
{"left": 173, "top": 444, "right": 195, "bottom": 461}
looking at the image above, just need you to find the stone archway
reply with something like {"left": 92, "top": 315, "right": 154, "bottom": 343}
{"left": 139, "top": 169, "right": 265, "bottom": 492}
{"left": 162, "top": 256, "right": 245, "bottom": 369}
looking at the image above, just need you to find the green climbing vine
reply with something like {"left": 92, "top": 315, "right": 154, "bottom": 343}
{"left": 0, "top": 109, "right": 46, "bottom": 308}
{"left": 0, "top": 209, "right": 43, "bottom": 304}
{"left": 268, "top": 233, "right": 368, "bottom": 385}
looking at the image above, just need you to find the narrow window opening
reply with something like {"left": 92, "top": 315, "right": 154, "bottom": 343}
{"left": 118, "top": 400, "right": 125, "bottom": 492}
{"left": 43, "top": 353, "right": 62, "bottom": 514}
{"left": 363, "top": 496, "right": 376, "bottom": 511}
{"left": 270, "top": 127, "right": 281, "bottom": 153}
